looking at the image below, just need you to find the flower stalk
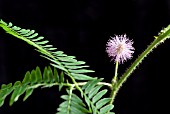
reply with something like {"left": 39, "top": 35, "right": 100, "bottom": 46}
{"left": 110, "top": 61, "right": 119, "bottom": 104}
{"left": 112, "top": 61, "right": 119, "bottom": 84}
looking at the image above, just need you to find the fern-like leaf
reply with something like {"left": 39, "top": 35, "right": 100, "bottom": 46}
{"left": 57, "top": 78, "right": 114, "bottom": 114}
{"left": 0, "top": 19, "right": 95, "bottom": 82}
{"left": 57, "top": 89, "right": 90, "bottom": 114}
{"left": 82, "top": 79, "right": 114, "bottom": 114}
{"left": 0, "top": 66, "right": 63, "bottom": 107}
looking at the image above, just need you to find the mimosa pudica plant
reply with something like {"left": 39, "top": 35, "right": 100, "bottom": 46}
{"left": 0, "top": 19, "right": 170, "bottom": 114}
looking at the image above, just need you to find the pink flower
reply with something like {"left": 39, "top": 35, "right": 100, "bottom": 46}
{"left": 106, "top": 34, "right": 135, "bottom": 64}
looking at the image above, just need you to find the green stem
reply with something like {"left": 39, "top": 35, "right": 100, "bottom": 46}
{"left": 109, "top": 61, "right": 119, "bottom": 104}
{"left": 112, "top": 61, "right": 119, "bottom": 84}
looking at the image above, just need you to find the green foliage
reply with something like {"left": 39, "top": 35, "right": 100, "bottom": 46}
{"left": 57, "top": 79, "right": 114, "bottom": 114}
{"left": 82, "top": 79, "right": 114, "bottom": 114}
{"left": 0, "top": 19, "right": 114, "bottom": 114}
{"left": 0, "top": 66, "right": 62, "bottom": 107}
{"left": 0, "top": 19, "right": 95, "bottom": 82}
{"left": 58, "top": 88, "right": 90, "bottom": 114}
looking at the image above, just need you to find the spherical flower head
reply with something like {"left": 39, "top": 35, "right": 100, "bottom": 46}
{"left": 106, "top": 34, "right": 135, "bottom": 64}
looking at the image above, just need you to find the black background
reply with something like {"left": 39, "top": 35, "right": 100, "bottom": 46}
{"left": 0, "top": 0, "right": 170, "bottom": 114}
